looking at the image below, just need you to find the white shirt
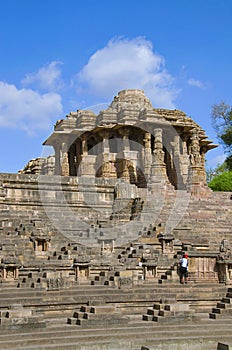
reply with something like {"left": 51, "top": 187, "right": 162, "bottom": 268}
{"left": 180, "top": 257, "right": 188, "bottom": 268}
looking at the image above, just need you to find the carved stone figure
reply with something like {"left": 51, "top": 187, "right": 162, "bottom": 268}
{"left": 218, "top": 239, "right": 232, "bottom": 261}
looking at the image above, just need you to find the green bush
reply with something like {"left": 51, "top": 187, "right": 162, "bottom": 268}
{"left": 208, "top": 171, "right": 232, "bottom": 191}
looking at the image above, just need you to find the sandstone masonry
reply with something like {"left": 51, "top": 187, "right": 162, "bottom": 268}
{"left": 0, "top": 90, "right": 231, "bottom": 349}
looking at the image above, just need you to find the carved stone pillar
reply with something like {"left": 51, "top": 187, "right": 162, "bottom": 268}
{"left": 153, "top": 128, "right": 165, "bottom": 165}
{"left": 69, "top": 144, "right": 76, "bottom": 176}
{"left": 96, "top": 130, "right": 116, "bottom": 178}
{"left": 170, "top": 133, "right": 185, "bottom": 189}
{"left": 122, "top": 129, "right": 130, "bottom": 151}
{"left": 54, "top": 143, "right": 61, "bottom": 175}
{"left": 61, "top": 143, "right": 70, "bottom": 176}
{"left": 187, "top": 131, "right": 209, "bottom": 195}
{"left": 116, "top": 127, "right": 134, "bottom": 182}
{"left": 189, "top": 132, "right": 201, "bottom": 167}
{"left": 149, "top": 129, "right": 168, "bottom": 191}
{"left": 101, "top": 161, "right": 111, "bottom": 177}
{"left": 180, "top": 134, "right": 190, "bottom": 186}
{"left": 101, "top": 130, "right": 110, "bottom": 153}
{"left": 143, "top": 132, "right": 152, "bottom": 177}
{"left": 117, "top": 159, "right": 130, "bottom": 180}
{"left": 82, "top": 136, "right": 88, "bottom": 156}
{"left": 200, "top": 145, "right": 208, "bottom": 183}
{"left": 173, "top": 134, "right": 180, "bottom": 157}
{"left": 75, "top": 140, "right": 82, "bottom": 173}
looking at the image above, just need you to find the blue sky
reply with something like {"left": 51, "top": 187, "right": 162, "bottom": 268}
{"left": 0, "top": 0, "right": 232, "bottom": 173}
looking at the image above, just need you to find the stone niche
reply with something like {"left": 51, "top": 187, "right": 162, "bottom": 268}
{"left": 30, "top": 236, "right": 50, "bottom": 254}
{"left": 36, "top": 239, "right": 49, "bottom": 252}
{"left": 73, "top": 257, "right": 90, "bottom": 281}
{"left": 98, "top": 237, "right": 116, "bottom": 254}
{"left": 143, "top": 264, "right": 157, "bottom": 280}
{"left": 158, "top": 232, "right": 174, "bottom": 254}
{"left": 141, "top": 247, "right": 158, "bottom": 280}
{"left": 0, "top": 257, "right": 20, "bottom": 281}
{"left": 75, "top": 264, "right": 89, "bottom": 280}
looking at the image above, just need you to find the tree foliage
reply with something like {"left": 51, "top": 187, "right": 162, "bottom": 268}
{"left": 208, "top": 171, "right": 232, "bottom": 192}
{"left": 211, "top": 102, "right": 232, "bottom": 170}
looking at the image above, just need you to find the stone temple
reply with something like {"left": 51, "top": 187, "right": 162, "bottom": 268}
{"left": 0, "top": 89, "right": 232, "bottom": 350}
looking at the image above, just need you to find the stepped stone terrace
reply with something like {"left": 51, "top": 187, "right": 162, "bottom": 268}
{"left": 0, "top": 89, "right": 232, "bottom": 350}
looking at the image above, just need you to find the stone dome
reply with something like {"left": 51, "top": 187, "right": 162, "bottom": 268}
{"left": 109, "top": 89, "right": 153, "bottom": 111}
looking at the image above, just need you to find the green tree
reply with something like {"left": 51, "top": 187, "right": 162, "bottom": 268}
{"left": 208, "top": 171, "right": 232, "bottom": 191}
{"left": 211, "top": 102, "right": 232, "bottom": 170}
{"left": 206, "top": 161, "right": 229, "bottom": 183}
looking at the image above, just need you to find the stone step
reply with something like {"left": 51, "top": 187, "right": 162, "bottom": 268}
{"left": 209, "top": 307, "right": 232, "bottom": 319}
{"left": 67, "top": 316, "right": 78, "bottom": 325}
{"left": 0, "top": 284, "right": 227, "bottom": 303}
{"left": 75, "top": 313, "right": 129, "bottom": 327}
{"left": 222, "top": 297, "right": 231, "bottom": 304}
{"left": 212, "top": 307, "right": 222, "bottom": 314}
{"left": 90, "top": 305, "right": 116, "bottom": 313}
{"left": 1, "top": 321, "right": 232, "bottom": 349}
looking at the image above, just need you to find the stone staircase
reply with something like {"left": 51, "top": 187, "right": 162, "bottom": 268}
{"left": 0, "top": 175, "right": 232, "bottom": 349}
{"left": 0, "top": 270, "right": 231, "bottom": 349}
{"left": 0, "top": 316, "right": 232, "bottom": 349}
{"left": 209, "top": 287, "right": 232, "bottom": 319}
{"left": 91, "top": 270, "right": 121, "bottom": 287}
{"left": 142, "top": 301, "right": 195, "bottom": 323}
{"left": 158, "top": 264, "right": 178, "bottom": 284}
{"left": 1, "top": 178, "right": 231, "bottom": 255}
{"left": 67, "top": 304, "right": 128, "bottom": 327}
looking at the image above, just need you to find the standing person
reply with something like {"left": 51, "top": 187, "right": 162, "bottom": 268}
{"left": 180, "top": 253, "right": 188, "bottom": 284}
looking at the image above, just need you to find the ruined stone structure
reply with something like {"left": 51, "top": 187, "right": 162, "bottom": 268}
{"left": 0, "top": 90, "right": 232, "bottom": 349}
{"left": 21, "top": 89, "right": 216, "bottom": 193}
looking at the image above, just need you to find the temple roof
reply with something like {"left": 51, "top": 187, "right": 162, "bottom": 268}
{"left": 44, "top": 89, "right": 217, "bottom": 151}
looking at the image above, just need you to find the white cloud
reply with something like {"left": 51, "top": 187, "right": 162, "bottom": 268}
{"left": 77, "top": 37, "right": 179, "bottom": 108}
{"left": 187, "top": 78, "right": 205, "bottom": 89}
{"left": 0, "top": 81, "right": 63, "bottom": 133}
{"left": 21, "top": 61, "right": 63, "bottom": 91}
